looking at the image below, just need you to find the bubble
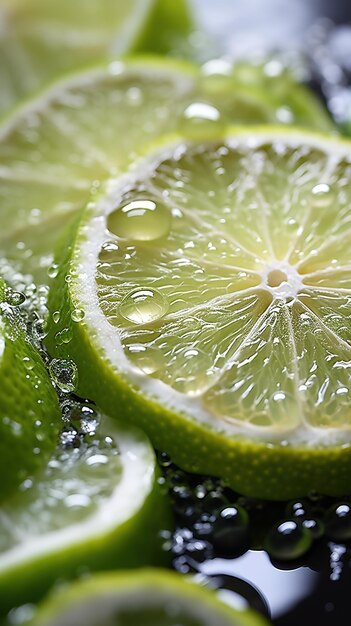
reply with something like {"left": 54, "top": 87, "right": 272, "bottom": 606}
{"left": 264, "top": 519, "right": 312, "bottom": 561}
{"left": 211, "top": 505, "right": 250, "bottom": 557}
{"left": 60, "top": 427, "right": 80, "bottom": 448}
{"left": 125, "top": 343, "right": 165, "bottom": 374}
{"left": 107, "top": 196, "right": 171, "bottom": 241}
{"left": 71, "top": 308, "right": 85, "bottom": 322}
{"left": 311, "top": 183, "right": 336, "bottom": 208}
{"left": 119, "top": 288, "right": 169, "bottom": 324}
{"left": 5, "top": 289, "right": 25, "bottom": 306}
{"left": 172, "top": 347, "right": 214, "bottom": 396}
{"left": 324, "top": 502, "right": 351, "bottom": 541}
{"left": 302, "top": 517, "right": 325, "bottom": 539}
{"left": 49, "top": 358, "right": 78, "bottom": 393}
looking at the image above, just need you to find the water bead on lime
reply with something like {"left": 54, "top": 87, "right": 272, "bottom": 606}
{"left": 180, "top": 102, "right": 224, "bottom": 138}
{"left": 119, "top": 288, "right": 169, "bottom": 324}
{"left": 107, "top": 197, "right": 172, "bottom": 241}
{"left": 211, "top": 505, "right": 250, "bottom": 557}
{"left": 172, "top": 347, "right": 214, "bottom": 396}
{"left": 324, "top": 502, "right": 351, "bottom": 541}
{"left": 264, "top": 520, "right": 312, "bottom": 561}
{"left": 310, "top": 183, "right": 336, "bottom": 208}
{"left": 125, "top": 343, "right": 165, "bottom": 374}
{"left": 49, "top": 358, "right": 78, "bottom": 393}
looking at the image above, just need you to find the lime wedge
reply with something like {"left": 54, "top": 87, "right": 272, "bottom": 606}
{"left": 0, "top": 0, "right": 191, "bottom": 116}
{"left": 0, "top": 58, "right": 333, "bottom": 281}
{"left": 0, "top": 413, "right": 171, "bottom": 615}
{"left": 0, "top": 278, "right": 60, "bottom": 502}
{"left": 25, "top": 569, "right": 269, "bottom": 626}
{"left": 47, "top": 127, "right": 351, "bottom": 500}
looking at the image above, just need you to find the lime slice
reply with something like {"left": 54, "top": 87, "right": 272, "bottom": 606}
{"left": 0, "top": 58, "right": 333, "bottom": 282}
{"left": 0, "top": 278, "right": 60, "bottom": 502}
{"left": 0, "top": 413, "right": 171, "bottom": 615}
{"left": 47, "top": 127, "right": 351, "bottom": 500}
{"left": 25, "top": 569, "right": 269, "bottom": 626}
{"left": 0, "top": 0, "right": 191, "bottom": 116}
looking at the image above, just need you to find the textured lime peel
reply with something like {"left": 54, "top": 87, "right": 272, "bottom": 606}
{"left": 0, "top": 278, "right": 60, "bottom": 502}
{"left": 0, "top": 417, "right": 171, "bottom": 615}
{"left": 0, "top": 58, "right": 333, "bottom": 281}
{"left": 0, "top": 0, "right": 192, "bottom": 116}
{"left": 47, "top": 127, "right": 351, "bottom": 500}
{"left": 26, "top": 569, "right": 270, "bottom": 626}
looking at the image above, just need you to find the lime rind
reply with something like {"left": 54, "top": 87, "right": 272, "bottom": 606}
{"left": 0, "top": 417, "right": 171, "bottom": 615}
{"left": 27, "top": 569, "right": 270, "bottom": 626}
{"left": 47, "top": 126, "right": 351, "bottom": 500}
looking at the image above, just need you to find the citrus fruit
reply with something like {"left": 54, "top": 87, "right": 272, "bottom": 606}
{"left": 0, "top": 412, "right": 171, "bottom": 615}
{"left": 24, "top": 568, "right": 270, "bottom": 626}
{"left": 47, "top": 127, "right": 351, "bottom": 501}
{"left": 0, "top": 278, "right": 60, "bottom": 502}
{"left": 0, "top": 0, "right": 191, "bottom": 116}
{"left": 0, "top": 58, "right": 333, "bottom": 282}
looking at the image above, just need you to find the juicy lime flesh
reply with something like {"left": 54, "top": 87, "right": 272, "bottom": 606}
{"left": 0, "top": 60, "right": 333, "bottom": 281}
{"left": 0, "top": 0, "right": 152, "bottom": 114}
{"left": 0, "top": 422, "right": 121, "bottom": 552}
{"left": 94, "top": 135, "right": 351, "bottom": 444}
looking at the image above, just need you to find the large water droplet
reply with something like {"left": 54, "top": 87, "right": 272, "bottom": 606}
{"left": 125, "top": 343, "right": 165, "bottom": 374}
{"left": 107, "top": 197, "right": 171, "bottom": 241}
{"left": 119, "top": 288, "right": 169, "bottom": 324}
{"left": 264, "top": 519, "right": 312, "bottom": 561}
{"left": 49, "top": 358, "right": 78, "bottom": 393}
{"left": 311, "top": 183, "right": 336, "bottom": 208}
{"left": 172, "top": 347, "right": 214, "bottom": 395}
{"left": 324, "top": 502, "right": 351, "bottom": 541}
{"left": 180, "top": 102, "right": 223, "bottom": 138}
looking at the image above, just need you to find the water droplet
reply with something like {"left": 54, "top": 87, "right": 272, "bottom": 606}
{"left": 48, "top": 263, "right": 59, "bottom": 279}
{"left": 311, "top": 183, "right": 336, "bottom": 208}
{"left": 302, "top": 517, "right": 325, "bottom": 539}
{"left": 5, "top": 289, "right": 25, "bottom": 306}
{"left": 49, "top": 358, "right": 78, "bottom": 393}
{"left": 211, "top": 505, "right": 250, "bottom": 557}
{"left": 324, "top": 502, "right": 351, "bottom": 541}
{"left": 22, "top": 357, "right": 34, "bottom": 371}
{"left": 71, "top": 308, "right": 85, "bottom": 322}
{"left": 86, "top": 454, "right": 108, "bottom": 467}
{"left": 119, "top": 288, "right": 169, "bottom": 324}
{"left": 172, "top": 347, "right": 214, "bottom": 396}
{"left": 180, "top": 102, "right": 223, "bottom": 138}
{"left": 107, "top": 197, "right": 171, "bottom": 241}
{"left": 264, "top": 519, "right": 312, "bottom": 561}
{"left": 125, "top": 343, "right": 165, "bottom": 374}
{"left": 52, "top": 310, "right": 60, "bottom": 324}
{"left": 55, "top": 327, "right": 72, "bottom": 345}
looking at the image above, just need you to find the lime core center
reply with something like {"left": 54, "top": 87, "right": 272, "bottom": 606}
{"left": 262, "top": 262, "right": 302, "bottom": 300}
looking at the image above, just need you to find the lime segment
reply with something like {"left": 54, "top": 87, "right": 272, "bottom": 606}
{"left": 0, "top": 278, "right": 60, "bottom": 502}
{"left": 0, "top": 414, "right": 171, "bottom": 614}
{"left": 0, "top": 59, "right": 334, "bottom": 281}
{"left": 47, "top": 128, "right": 351, "bottom": 499}
{"left": 26, "top": 569, "right": 270, "bottom": 626}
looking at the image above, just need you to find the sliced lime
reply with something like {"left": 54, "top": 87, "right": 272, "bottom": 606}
{"left": 47, "top": 127, "right": 351, "bottom": 500}
{"left": 0, "top": 278, "right": 60, "bottom": 502}
{"left": 25, "top": 569, "right": 269, "bottom": 626}
{"left": 0, "top": 0, "right": 190, "bottom": 116}
{"left": 0, "top": 413, "right": 171, "bottom": 615}
{"left": 0, "top": 58, "right": 334, "bottom": 282}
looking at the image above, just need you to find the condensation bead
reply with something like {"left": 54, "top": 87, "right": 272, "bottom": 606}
{"left": 119, "top": 288, "right": 169, "bottom": 324}
{"left": 107, "top": 197, "right": 171, "bottom": 241}
{"left": 310, "top": 183, "right": 336, "bottom": 208}
{"left": 49, "top": 358, "right": 78, "bottom": 393}
{"left": 264, "top": 519, "right": 312, "bottom": 561}
{"left": 324, "top": 502, "right": 351, "bottom": 541}
{"left": 179, "top": 102, "right": 224, "bottom": 138}
{"left": 211, "top": 505, "right": 250, "bottom": 557}
{"left": 125, "top": 343, "right": 165, "bottom": 374}
{"left": 5, "top": 289, "right": 26, "bottom": 306}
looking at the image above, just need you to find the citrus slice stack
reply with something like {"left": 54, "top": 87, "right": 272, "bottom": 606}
{"left": 47, "top": 127, "right": 351, "bottom": 500}
{"left": 0, "top": 59, "right": 333, "bottom": 281}
{"left": 0, "top": 415, "right": 171, "bottom": 615}
{"left": 0, "top": 278, "right": 60, "bottom": 502}
{"left": 25, "top": 569, "right": 270, "bottom": 626}
{"left": 0, "top": 0, "right": 191, "bottom": 116}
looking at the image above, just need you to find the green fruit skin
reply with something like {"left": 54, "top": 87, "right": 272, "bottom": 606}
{"left": 27, "top": 569, "right": 270, "bottom": 626}
{"left": 0, "top": 464, "right": 172, "bottom": 617}
{"left": 45, "top": 218, "right": 351, "bottom": 502}
{"left": 0, "top": 281, "right": 61, "bottom": 502}
{"left": 132, "top": 0, "right": 193, "bottom": 56}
